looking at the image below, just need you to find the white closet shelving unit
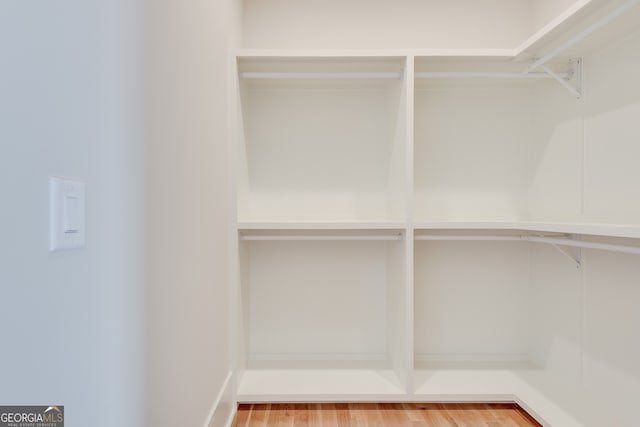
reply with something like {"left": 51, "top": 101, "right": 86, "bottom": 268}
{"left": 236, "top": 55, "right": 411, "bottom": 401}
{"left": 233, "top": 1, "right": 640, "bottom": 425}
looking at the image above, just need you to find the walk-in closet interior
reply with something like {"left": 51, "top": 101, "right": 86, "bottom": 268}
{"left": 232, "top": 1, "right": 640, "bottom": 425}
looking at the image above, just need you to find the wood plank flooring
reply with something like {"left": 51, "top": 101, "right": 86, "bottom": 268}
{"left": 232, "top": 403, "right": 542, "bottom": 427}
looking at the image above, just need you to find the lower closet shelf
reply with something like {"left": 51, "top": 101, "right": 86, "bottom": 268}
{"left": 413, "top": 365, "right": 583, "bottom": 427}
{"left": 237, "top": 369, "right": 405, "bottom": 402}
{"left": 237, "top": 365, "right": 586, "bottom": 426}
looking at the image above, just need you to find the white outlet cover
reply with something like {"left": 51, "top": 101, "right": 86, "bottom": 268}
{"left": 50, "top": 177, "right": 86, "bottom": 251}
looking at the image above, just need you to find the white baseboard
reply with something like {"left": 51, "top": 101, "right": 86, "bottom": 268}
{"left": 204, "top": 371, "right": 235, "bottom": 427}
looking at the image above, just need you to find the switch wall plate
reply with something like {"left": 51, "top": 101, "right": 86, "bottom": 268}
{"left": 50, "top": 177, "right": 86, "bottom": 251}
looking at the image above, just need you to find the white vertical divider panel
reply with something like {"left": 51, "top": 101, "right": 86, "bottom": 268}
{"left": 236, "top": 238, "right": 250, "bottom": 386}
{"left": 236, "top": 73, "right": 251, "bottom": 224}
{"left": 386, "top": 233, "right": 407, "bottom": 391}
{"left": 386, "top": 58, "right": 408, "bottom": 222}
{"left": 404, "top": 55, "right": 416, "bottom": 395}
{"left": 386, "top": 54, "right": 410, "bottom": 393}
{"left": 229, "top": 57, "right": 241, "bottom": 404}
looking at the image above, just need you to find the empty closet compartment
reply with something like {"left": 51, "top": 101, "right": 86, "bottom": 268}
{"left": 412, "top": 229, "right": 640, "bottom": 421}
{"left": 237, "top": 229, "right": 408, "bottom": 400}
{"left": 414, "top": 230, "right": 532, "bottom": 363}
{"left": 237, "top": 57, "right": 407, "bottom": 223}
{"left": 412, "top": 57, "right": 578, "bottom": 223}
{"left": 412, "top": 229, "right": 543, "bottom": 401}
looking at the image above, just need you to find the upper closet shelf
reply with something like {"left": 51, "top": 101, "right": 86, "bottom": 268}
{"left": 237, "top": 56, "right": 406, "bottom": 83}
{"left": 238, "top": 222, "right": 407, "bottom": 230}
{"left": 522, "top": 222, "right": 640, "bottom": 240}
{"left": 236, "top": 49, "right": 516, "bottom": 59}
{"left": 515, "top": 0, "right": 640, "bottom": 62}
{"left": 238, "top": 224, "right": 406, "bottom": 242}
{"left": 238, "top": 0, "right": 640, "bottom": 79}
{"left": 240, "top": 71, "right": 402, "bottom": 79}
{"left": 240, "top": 234, "right": 403, "bottom": 242}
{"left": 238, "top": 222, "right": 640, "bottom": 240}
{"left": 414, "top": 221, "right": 640, "bottom": 240}
{"left": 415, "top": 234, "right": 640, "bottom": 266}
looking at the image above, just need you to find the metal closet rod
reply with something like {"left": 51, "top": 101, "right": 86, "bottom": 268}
{"left": 239, "top": 71, "right": 567, "bottom": 80}
{"left": 240, "top": 234, "right": 404, "bottom": 241}
{"left": 414, "top": 71, "right": 566, "bottom": 79}
{"left": 415, "top": 235, "right": 640, "bottom": 255}
{"left": 239, "top": 71, "right": 403, "bottom": 79}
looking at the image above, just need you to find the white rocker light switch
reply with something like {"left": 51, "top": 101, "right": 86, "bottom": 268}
{"left": 49, "top": 177, "right": 86, "bottom": 251}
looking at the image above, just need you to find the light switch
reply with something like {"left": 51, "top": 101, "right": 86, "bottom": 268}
{"left": 63, "top": 195, "right": 81, "bottom": 234}
{"left": 50, "top": 177, "right": 86, "bottom": 251}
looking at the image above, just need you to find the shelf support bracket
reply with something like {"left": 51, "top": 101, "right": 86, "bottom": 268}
{"left": 549, "top": 239, "right": 582, "bottom": 269}
{"left": 539, "top": 58, "right": 582, "bottom": 99}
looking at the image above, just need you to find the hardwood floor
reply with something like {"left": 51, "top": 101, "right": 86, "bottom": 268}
{"left": 232, "top": 403, "right": 542, "bottom": 426}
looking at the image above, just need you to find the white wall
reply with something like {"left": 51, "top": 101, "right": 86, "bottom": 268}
{"left": 0, "top": 1, "right": 144, "bottom": 427}
{"left": 1, "top": 0, "right": 240, "bottom": 425}
{"left": 414, "top": 84, "right": 533, "bottom": 222}
{"left": 582, "top": 27, "right": 640, "bottom": 225}
{"left": 528, "top": 78, "right": 583, "bottom": 222}
{"left": 242, "top": 0, "right": 533, "bottom": 50}
{"left": 414, "top": 241, "right": 531, "bottom": 361}
{"left": 239, "top": 72, "right": 403, "bottom": 223}
{"left": 526, "top": 245, "right": 640, "bottom": 427}
{"left": 524, "top": 23, "right": 640, "bottom": 427}
{"left": 142, "top": 0, "right": 240, "bottom": 426}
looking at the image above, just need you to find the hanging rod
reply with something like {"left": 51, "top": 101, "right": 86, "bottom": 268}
{"left": 239, "top": 72, "right": 403, "bottom": 79}
{"left": 414, "top": 71, "right": 565, "bottom": 79}
{"left": 415, "top": 235, "right": 640, "bottom": 256}
{"left": 525, "top": 0, "right": 640, "bottom": 73}
{"left": 415, "top": 235, "right": 523, "bottom": 241}
{"left": 416, "top": 64, "right": 580, "bottom": 97}
{"left": 240, "top": 234, "right": 403, "bottom": 241}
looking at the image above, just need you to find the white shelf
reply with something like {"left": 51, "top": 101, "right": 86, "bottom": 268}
{"left": 237, "top": 369, "right": 405, "bottom": 402}
{"left": 413, "top": 366, "right": 584, "bottom": 427}
{"left": 414, "top": 363, "right": 536, "bottom": 398}
{"left": 238, "top": 221, "right": 406, "bottom": 231}
{"left": 414, "top": 221, "right": 520, "bottom": 231}
{"left": 237, "top": 49, "right": 409, "bottom": 58}
{"left": 239, "top": 0, "right": 640, "bottom": 66}
{"left": 238, "top": 224, "right": 406, "bottom": 242}
{"left": 515, "top": 0, "right": 640, "bottom": 61}
{"left": 414, "top": 221, "right": 640, "bottom": 240}
{"left": 237, "top": 48, "right": 516, "bottom": 59}
{"left": 238, "top": 365, "right": 583, "bottom": 427}
{"left": 519, "top": 222, "right": 640, "bottom": 239}
{"left": 515, "top": 0, "right": 597, "bottom": 59}
{"left": 238, "top": 221, "right": 640, "bottom": 240}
